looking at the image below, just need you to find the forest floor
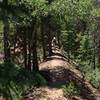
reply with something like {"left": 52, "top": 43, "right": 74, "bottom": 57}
{"left": 23, "top": 50, "right": 100, "bottom": 100}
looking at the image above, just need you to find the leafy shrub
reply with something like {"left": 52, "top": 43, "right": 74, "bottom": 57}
{"left": 33, "top": 72, "right": 47, "bottom": 86}
{"left": 85, "top": 68, "right": 100, "bottom": 90}
{"left": 0, "top": 62, "right": 47, "bottom": 100}
{"left": 62, "top": 82, "right": 81, "bottom": 98}
{"left": 76, "top": 63, "right": 100, "bottom": 91}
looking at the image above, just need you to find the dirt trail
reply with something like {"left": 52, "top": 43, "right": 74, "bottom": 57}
{"left": 22, "top": 51, "right": 100, "bottom": 100}
{"left": 39, "top": 56, "right": 100, "bottom": 100}
{"left": 22, "top": 87, "right": 68, "bottom": 100}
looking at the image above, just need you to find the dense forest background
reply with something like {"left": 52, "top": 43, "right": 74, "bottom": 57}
{"left": 0, "top": 0, "right": 100, "bottom": 100}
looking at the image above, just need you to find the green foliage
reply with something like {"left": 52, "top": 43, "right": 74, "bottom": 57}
{"left": 52, "top": 0, "right": 94, "bottom": 62}
{"left": 7, "top": 0, "right": 48, "bottom": 26}
{"left": 85, "top": 68, "right": 100, "bottom": 90}
{"left": 31, "top": 0, "right": 48, "bottom": 16}
{"left": 0, "top": 0, "right": 99, "bottom": 99}
{"left": 0, "top": 21, "right": 3, "bottom": 32}
{"left": 76, "top": 33, "right": 92, "bottom": 62}
{"left": 51, "top": 0, "right": 93, "bottom": 19}
{"left": 0, "top": 40, "right": 3, "bottom": 53}
{"left": 92, "top": 8, "right": 100, "bottom": 17}
{"left": 33, "top": 72, "right": 47, "bottom": 86}
{"left": 62, "top": 82, "right": 81, "bottom": 98}
{"left": 0, "top": 63, "right": 47, "bottom": 100}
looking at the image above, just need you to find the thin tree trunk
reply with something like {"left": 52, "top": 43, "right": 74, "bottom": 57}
{"left": 28, "top": 39, "right": 31, "bottom": 70}
{"left": 3, "top": 22, "right": 11, "bottom": 63}
{"left": 23, "top": 29, "right": 28, "bottom": 69}
{"left": 57, "top": 31, "right": 61, "bottom": 49}
{"left": 32, "top": 30, "right": 38, "bottom": 71}
{"left": 48, "top": 15, "right": 52, "bottom": 56}
{"left": 41, "top": 17, "right": 46, "bottom": 60}
{"left": 93, "top": 32, "right": 96, "bottom": 69}
{"left": 31, "top": 18, "right": 39, "bottom": 71}
{"left": 46, "top": 0, "right": 53, "bottom": 56}
{"left": 13, "top": 34, "right": 17, "bottom": 63}
{"left": 97, "top": 40, "right": 100, "bottom": 68}
{"left": 2, "top": 0, "right": 11, "bottom": 63}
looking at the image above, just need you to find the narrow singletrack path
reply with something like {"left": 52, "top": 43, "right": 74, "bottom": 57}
{"left": 22, "top": 45, "right": 100, "bottom": 100}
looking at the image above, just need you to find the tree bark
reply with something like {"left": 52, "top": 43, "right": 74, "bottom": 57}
{"left": 3, "top": 21, "right": 11, "bottom": 63}
{"left": 23, "top": 29, "right": 28, "bottom": 69}
{"left": 32, "top": 30, "right": 38, "bottom": 71}
{"left": 57, "top": 31, "right": 61, "bottom": 49}
{"left": 31, "top": 18, "right": 39, "bottom": 71}
{"left": 41, "top": 17, "right": 47, "bottom": 60}
{"left": 93, "top": 32, "right": 96, "bottom": 69}
{"left": 28, "top": 39, "right": 31, "bottom": 70}
{"left": 2, "top": 0, "right": 11, "bottom": 63}
{"left": 47, "top": 14, "right": 52, "bottom": 56}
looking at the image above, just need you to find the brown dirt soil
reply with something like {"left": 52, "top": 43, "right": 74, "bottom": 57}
{"left": 22, "top": 87, "right": 67, "bottom": 100}
{"left": 22, "top": 52, "right": 100, "bottom": 100}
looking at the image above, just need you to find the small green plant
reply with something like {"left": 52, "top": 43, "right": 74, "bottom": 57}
{"left": 0, "top": 62, "right": 47, "bottom": 100}
{"left": 85, "top": 68, "right": 100, "bottom": 90}
{"left": 62, "top": 82, "right": 81, "bottom": 98}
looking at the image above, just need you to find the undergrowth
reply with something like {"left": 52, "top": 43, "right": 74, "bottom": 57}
{"left": 0, "top": 62, "right": 47, "bottom": 100}
{"left": 85, "top": 68, "right": 100, "bottom": 90}
{"left": 62, "top": 82, "right": 81, "bottom": 99}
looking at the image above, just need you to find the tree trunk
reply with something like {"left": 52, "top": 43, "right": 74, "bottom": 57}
{"left": 23, "top": 30, "right": 28, "bottom": 69}
{"left": 28, "top": 40, "right": 31, "bottom": 70}
{"left": 41, "top": 17, "right": 47, "bottom": 60}
{"left": 93, "top": 32, "right": 96, "bottom": 69}
{"left": 3, "top": 21, "right": 11, "bottom": 63}
{"left": 2, "top": 0, "right": 11, "bottom": 63}
{"left": 57, "top": 31, "right": 61, "bottom": 49}
{"left": 47, "top": 14, "right": 52, "bottom": 56}
{"left": 31, "top": 19, "right": 39, "bottom": 71}
{"left": 32, "top": 31, "right": 38, "bottom": 71}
